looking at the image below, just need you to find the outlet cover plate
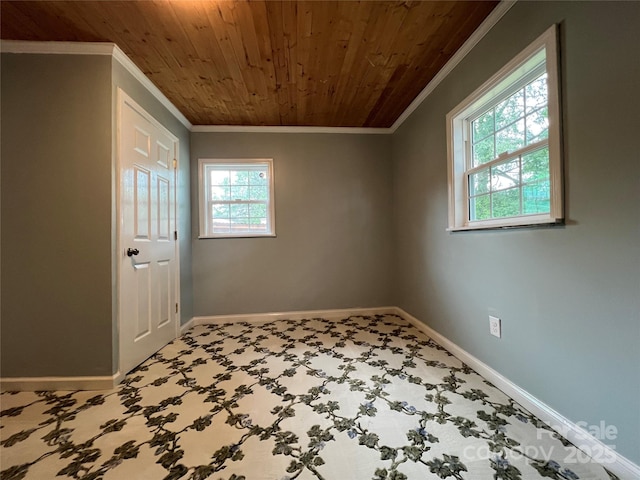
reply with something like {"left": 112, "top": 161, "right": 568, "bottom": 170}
{"left": 489, "top": 316, "right": 501, "bottom": 338}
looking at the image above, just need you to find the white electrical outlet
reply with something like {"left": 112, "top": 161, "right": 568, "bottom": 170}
{"left": 489, "top": 316, "right": 501, "bottom": 338}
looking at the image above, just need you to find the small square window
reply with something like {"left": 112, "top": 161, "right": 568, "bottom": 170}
{"left": 447, "top": 25, "right": 563, "bottom": 231}
{"left": 198, "top": 158, "right": 275, "bottom": 238}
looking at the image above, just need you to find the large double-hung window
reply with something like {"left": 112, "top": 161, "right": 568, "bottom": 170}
{"left": 447, "top": 26, "right": 563, "bottom": 230}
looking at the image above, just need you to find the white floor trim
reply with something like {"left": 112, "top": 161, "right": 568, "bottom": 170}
{"left": 180, "top": 317, "right": 196, "bottom": 335}
{"left": 1, "top": 373, "right": 121, "bottom": 392}
{"left": 393, "top": 307, "right": 639, "bottom": 480}
{"left": 188, "top": 306, "right": 398, "bottom": 328}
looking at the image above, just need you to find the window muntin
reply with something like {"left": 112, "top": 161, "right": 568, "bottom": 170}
{"left": 471, "top": 71, "right": 548, "bottom": 168}
{"left": 447, "top": 25, "right": 562, "bottom": 231}
{"left": 467, "top": 69, "right": 550, "bottom": 222}
{"left": 468, "top": 145, "right": 550, "bottom": 221}
{"left": 198, "top": 159, "right": 275, "bottom": 238}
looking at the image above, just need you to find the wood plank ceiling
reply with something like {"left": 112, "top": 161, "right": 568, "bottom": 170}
{"left": 1, "top": 1, "right": 498, "bottom": 128}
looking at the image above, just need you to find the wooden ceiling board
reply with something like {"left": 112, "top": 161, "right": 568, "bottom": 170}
{"left": 1, "top": 0, "right": 499, "bottom": 128}
{"left": 350, "top": 2, "right": 416, "bottom": 127}
{"left": 365, "top": 1, "right": 488, "bottom": 127}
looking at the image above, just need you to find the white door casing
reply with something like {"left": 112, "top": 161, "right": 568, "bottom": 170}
{"left": 118, "top": 90, "right": 179, "bottom": 376}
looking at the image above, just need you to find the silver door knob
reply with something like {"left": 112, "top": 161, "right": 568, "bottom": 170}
{"left": 126, "top": 248, "right": 139, "bottom": 257}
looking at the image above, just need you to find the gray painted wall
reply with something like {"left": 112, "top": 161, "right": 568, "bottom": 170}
{"left": 392, "top": 1, "right": 640, "bottom": 464}
{"left": 190, "top": 133, "right": 393, "bottom": 316}
{"left": 0, "top": 53, "right": 193, "bottom": 378}
{"left": 1, "top": 54, "right": 114, "bottom": 377}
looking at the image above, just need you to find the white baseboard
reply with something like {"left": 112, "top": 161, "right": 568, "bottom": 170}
{"left": 180, "top": 317, "right": 196, "bottom": 335}
{"left": 0, "top": 372, "right": 121, "bottom": 392}
{"left": 393, "top": 307, "right": 639, "bottom": 480}
{"left": 187, "top": 306, "right": 398, "bottom": 328}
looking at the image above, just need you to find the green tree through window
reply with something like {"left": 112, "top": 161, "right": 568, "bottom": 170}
{"left": 468, "top": 72, "right": 551, "bottom": 221}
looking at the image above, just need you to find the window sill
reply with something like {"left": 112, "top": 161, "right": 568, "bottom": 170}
{"left": 447, "top": 216, "right": 563, "bottom": 232}
{"left": 199, "top": 233, "right": 277, "bottom": 239}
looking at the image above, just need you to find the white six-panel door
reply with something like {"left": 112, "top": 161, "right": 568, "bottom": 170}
{"left": 119, "top": 90, "right": 179, "bottom": 376}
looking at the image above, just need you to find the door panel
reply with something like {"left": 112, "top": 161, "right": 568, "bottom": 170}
{"left": 157, "top": 176, "right": 170, "bottom": 240}
{"left": 157, "top": 141, "right": 170, "bottom": 169}
{"left": 119, "top": 92, "right": 178, "bottom": 376}
{"left": 134, "top": 262, "right": 151, "bottom": 340}
{"left": 134, "top": 127, "right": 150, "bottom": 157}
{"left": 157, "top": 260, "right": 171, "bottom": 328}
{"left": 134, "top": 166, "right": 151, "bottom": 240}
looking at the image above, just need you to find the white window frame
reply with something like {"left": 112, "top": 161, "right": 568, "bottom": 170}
{"left": 446, "top": 25, "right": 563, "bottom": 231}
{"left": 198, "top": 158, "right": 276, "bottom": 238}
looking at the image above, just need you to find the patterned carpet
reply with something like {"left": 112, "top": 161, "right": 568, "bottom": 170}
{"left": 1, "top": 314, "right": 616, "bottom": 480}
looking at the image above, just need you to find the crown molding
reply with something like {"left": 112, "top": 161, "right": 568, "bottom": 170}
{"left": 1, "top": 39, "right": 114, "bottom": 56}
{"left": 191, "top": 125, "right": 391, "bottom": 134}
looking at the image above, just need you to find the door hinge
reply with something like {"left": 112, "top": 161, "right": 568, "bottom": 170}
{"left": 175, "top": 303, "right": 179, "bottom": 314}
{"left": 174, "top": 230, "right": 178, "bottom": 240}
{"left": 173, "top": 158, "right": 178, "bottom": 170}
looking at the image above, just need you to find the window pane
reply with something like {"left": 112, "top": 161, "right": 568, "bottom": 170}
{"left": 211, "top": 186, "right": 230, "bottom": 201}
{"left": 212, "top": 204, "right": 229, "bottom": 219}
{"left": 495, "top": 119, "right": 525, "bottom": 155}
{"left": 230, "top": 186, "right": 249, "bottom": 200}
{"left": 473, "top": 135, "right": 495, "bottom": 166}
{"left": 470, "top": 194, "right": 491, "bottom": 221}
{"left": 491, "top": 159, "right": 520, "bottom": 191}
{"left": 229, "top": 204, "right": 248, "bottom": 218}
{"left": 230, "top": 170, "right": 249, "bottom": 186}
{"left": 523, "top": 180, "right": 550, "bottom": 214}
{"left": 211, "top": 203, "right": 229, "bottom": 232}
{"left": 469, "top": 169, "right": 490, "bottom": 195}
{"left": 212, "top": 224, "right": 230, "bottom": 233}
{"left": 249, "top": 169, "right": 268, "bottom": 185}
{"left": 522, "top": 147, "right": 549, "bottom": 183}
{"left": 210, "top": 169, "right": 229, "bottom": 186}
{"left": 229, "top": 218, "right": 249, "bottom": 231}
{"left": 249, "top": 203, "right": 267, "bottom": 219}
{"left": 526, "top": 107, "right": 549, "bottom": 144}
{"left": 492, "top": 188, "right": 520, "bottom": 218}
{"left": 472, "top": 109, "right": 495, "bottom": 142}
{"left": 525, "top": 73, "right": 548, "bottom": 114}
{"left": 249, "top": 186, "right": 268, "bottom": 200}
{"left": 495, "top": 90, "right": 524, "bottom": 130}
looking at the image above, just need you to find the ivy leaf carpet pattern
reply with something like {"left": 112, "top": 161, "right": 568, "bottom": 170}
{"left": 0, "top": 314, "right": 618, "bottom": 479}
